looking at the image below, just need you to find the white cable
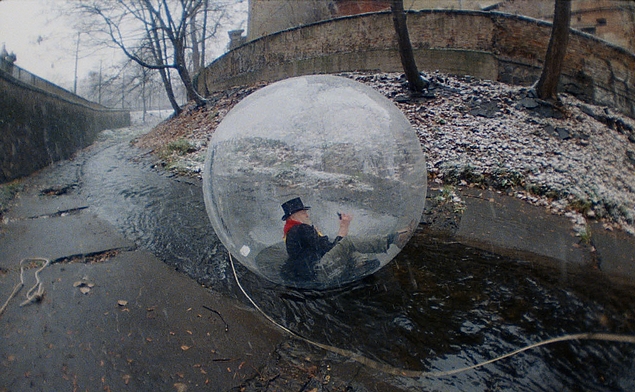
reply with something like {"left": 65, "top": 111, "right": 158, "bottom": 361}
{"left": 229, "top": 253, "right": 635, "bottom": 378}
{"left": 19, "top": 258, "right": 50, "bottom": 307}
{"left": 0, "top": 258, "right": 50, "bottom": 318}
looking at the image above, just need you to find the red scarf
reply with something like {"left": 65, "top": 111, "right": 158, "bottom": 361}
{"left": 283, "top": 219, "right": 302, "bottom": 239}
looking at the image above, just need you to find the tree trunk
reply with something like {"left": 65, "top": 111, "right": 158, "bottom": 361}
{"left": 190, "top": 13, "right": 201, "bottom": 76}
{"left": 145, "top": 12, "right": 182, "bottom": 114}
{"left": 174, "top": 38, "right": 206, "bottom": 107}
{"left": 142, "top": 72, "right": 147, "bottom": 122}
{"left": 200, "top": 0, "right": 209, "bottom": 68}
{"left": 159, "top": 66, "right": 181, "bottom": 115}
{"left": 535, "top": 0, "right": 572, "bottom": 101}
{"left": 391, "top": 0, "right": 428, "bottom": 93}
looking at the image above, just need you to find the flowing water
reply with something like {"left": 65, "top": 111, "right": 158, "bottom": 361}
{"left": 79, "top": 126, "right": 635, "bottom": 391}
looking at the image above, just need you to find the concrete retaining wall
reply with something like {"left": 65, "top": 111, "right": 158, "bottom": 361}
{"left": 0, "top": 69, "right": 130, "bottom": 183}
{"left": 197, "top": 10, "right": 635, "bottom": 117}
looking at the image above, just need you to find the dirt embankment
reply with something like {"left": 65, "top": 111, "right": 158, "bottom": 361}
{"left": 133, "top": 72, "right": 635, "bottom": 237}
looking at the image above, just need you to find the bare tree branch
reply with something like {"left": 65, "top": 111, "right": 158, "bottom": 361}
{"left": 75, "top": 0, "right": 237, "bottom": 114}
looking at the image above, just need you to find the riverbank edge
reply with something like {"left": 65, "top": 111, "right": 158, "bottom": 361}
{"left": 422, "top": 184, "right": 635, "bottom": 287}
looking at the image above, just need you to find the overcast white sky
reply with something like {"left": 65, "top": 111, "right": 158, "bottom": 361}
{"left": 0, "top": 0, "right": 101, "bottom": 90}
{"left": 0, "top": 0, "right": 247, "bottom": 91}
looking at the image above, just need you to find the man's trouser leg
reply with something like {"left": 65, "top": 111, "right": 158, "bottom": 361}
{"left": 315, "top": 236, "right": 388, "bottom": 282}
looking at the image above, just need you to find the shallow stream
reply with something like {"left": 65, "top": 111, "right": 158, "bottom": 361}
{"left": 81, "top": 127, "right": 635, "bottom": 391}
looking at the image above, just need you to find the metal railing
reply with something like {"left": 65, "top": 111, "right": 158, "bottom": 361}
{"left": 0, "top": 58, "right": 112, "bottom": 111}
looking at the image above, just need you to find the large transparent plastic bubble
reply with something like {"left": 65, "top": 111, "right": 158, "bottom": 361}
{"left": 203, "top": 75, "right": 426, "bottom": 289}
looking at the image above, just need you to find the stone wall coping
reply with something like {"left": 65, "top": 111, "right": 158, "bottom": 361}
{"left": 198, "top": 9, "right": 634, "bottom": 118}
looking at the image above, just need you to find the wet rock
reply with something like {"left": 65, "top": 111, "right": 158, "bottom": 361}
{"left": 420, "top": 189, "right": 463, "bottom": 236}
{"left": 544, "top": 125, "right": 579, "bottom": 141}
{"left": 544, "top": 124, "right": 555, "bottom": 136}
{"left": 578, "top": 104, "right": 634, "bottom": 136}
{"left": 40, "top": 184, "right": 77, "bottom": 196}
{"left": 420, "top": 90, "right": 436, "bottom": 99}
{"left": 556, "top": 127, "right": 571, "bottom": 140}
{"left": 395, "top": 90, "right": 436, "bottom": 102}
{"left": 579, "top": 104, "right": 596, "bottom": 117}
{"left": 534, "top": 102, "right": 565, "bottom": 119}
{"left": 469, "top": 99, "right": 500, "bottom": 118}
{"left": 518, "top": 97, "right": 539, "bottom": 109}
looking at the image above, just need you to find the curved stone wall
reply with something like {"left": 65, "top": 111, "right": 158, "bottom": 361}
{"left": 196, "top": 10, "right": 634, "bottom": 117}
{"left": 0, "top": 70, "right": 130, "bottom": 183}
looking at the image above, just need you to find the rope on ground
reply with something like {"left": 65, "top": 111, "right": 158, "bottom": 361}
{"left": 0, "top": 258, "right": 50, "bottom": 318}
{"left": 229, "top": 253, "right": 635, "bottom": 378}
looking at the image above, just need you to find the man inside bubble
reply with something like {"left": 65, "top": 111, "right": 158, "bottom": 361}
{"left": 280, "top": 197, "right": 413, "bottom": 284}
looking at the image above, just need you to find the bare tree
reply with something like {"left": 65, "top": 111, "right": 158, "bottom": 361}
{"left": 190, "top": 9, "right": 203, "bottom": 76}
{"left": 82, "top": 61, "right": 129, "bottom": 109}
{"left": 390, "top": 0, "right": 428, "bottom": 94}
{"left": 188, "top": 0, "right": 231, "bottom": 74}
{"left": 76, "top": 0, "right": 235, "bottom": 115}
{"left": 81, "top": 57, "right": 169, "bottom": 113}
{"left": 534, "top": 0, "right": 572, "bottom": 101}
{"left": 189, "top": 0, "right": 241, "bottom": 73}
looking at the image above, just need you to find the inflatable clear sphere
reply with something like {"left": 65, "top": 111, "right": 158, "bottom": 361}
{"left": 203, "top": 75, "right": 426, "bottom": 289}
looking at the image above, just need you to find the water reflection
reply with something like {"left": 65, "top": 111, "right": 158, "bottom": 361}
{"left": 83, "top": 132, "right": 635, "bottom": 391}
{"left": 236, "top": 236, "right": 635, "bottom": 390}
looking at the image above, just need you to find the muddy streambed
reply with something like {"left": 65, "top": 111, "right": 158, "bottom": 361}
{"left": 79, "top": 128, "right": 635, "bottom": 391}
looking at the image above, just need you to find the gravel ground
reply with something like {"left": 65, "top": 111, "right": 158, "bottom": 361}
{"left": 134, "top": 71, "right": 635, "bottom": 236}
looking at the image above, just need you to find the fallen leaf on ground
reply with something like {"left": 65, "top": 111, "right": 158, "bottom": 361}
{"left": 174, "top": 382, "right": 187, "bottom": 392}
{"left": 117, "top": 300, "right": 128, "bottom": 306}
{"left": 74, "top": 281, "right": 96, "bottom": 295}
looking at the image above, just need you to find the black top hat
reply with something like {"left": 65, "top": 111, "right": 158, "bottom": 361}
{"left": 281, "top": 197, "right": 311, "bottom": 220}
